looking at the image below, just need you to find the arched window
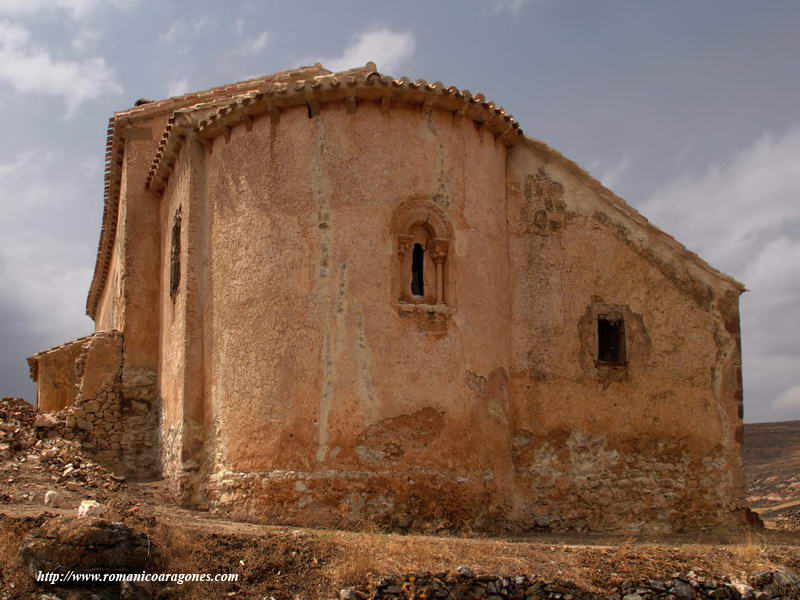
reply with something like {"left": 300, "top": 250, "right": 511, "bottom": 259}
{"left": 393, "top": 200, "right": 452, "bottom": 308}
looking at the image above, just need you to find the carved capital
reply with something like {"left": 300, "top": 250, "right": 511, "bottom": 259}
{"left": 430, "top": 238, "right": 449, "bottom": 263}
{"left": 397, "top": 234, "right": 413, "bottom": 257}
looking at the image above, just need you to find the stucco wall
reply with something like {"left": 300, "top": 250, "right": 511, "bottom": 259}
{"left": 120, "top": 115, "right": 165, "bottom": 375}
{"left": 147, "top": 97, "right": 744, "bottom": 533}
{"left": 505, "top": 141, "right": 745, "bottom": 532}
{"left": 158, "top": 139, "right": 191, "bottom": 492}
{"left": 30, "top": 340, "right": 84, "bottom": 412}
{"left": 94, "top": 229, "right": 124, "bottom": 332}
{"left": 199, "top": 102, "right": 514, "bottom": 529}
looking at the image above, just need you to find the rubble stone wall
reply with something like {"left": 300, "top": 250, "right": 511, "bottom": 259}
{"left": 29, "top": 331, "right": 160, "bottom": 479}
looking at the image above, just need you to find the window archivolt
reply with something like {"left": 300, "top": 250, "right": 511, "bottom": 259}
{"left": 391, "top": 199, "right": 453, "bottom": 311}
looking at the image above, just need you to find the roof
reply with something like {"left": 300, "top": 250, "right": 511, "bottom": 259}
{"left": 27, "top": 334, "right": 94, "bottom": 381}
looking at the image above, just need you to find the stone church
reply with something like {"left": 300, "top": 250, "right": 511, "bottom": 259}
{"left": 27, "top": 62, "right": 748, "bottom": 533}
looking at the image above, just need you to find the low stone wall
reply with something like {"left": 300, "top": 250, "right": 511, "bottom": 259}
{"left": 343, "top": 568, "right": 798, "bottom": 600}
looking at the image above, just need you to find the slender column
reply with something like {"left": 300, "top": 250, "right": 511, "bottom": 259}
{"left": 397, "top": 235, "right": 413, "bottom": 302}
{"left": 430, "top": 238, "right": 449, "bottom": 305}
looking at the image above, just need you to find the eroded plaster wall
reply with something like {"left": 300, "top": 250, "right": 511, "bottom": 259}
{"left": 505, "top": 141, "right": 745, "bottom": 532}
{"left": 199, "top": 102, "right": 514, "bottom": 530}
{"left": 30, "top": 331, "right": 160, "bottom": 478}
{"left": 29, "top": 340, "right": 85, "bottom": 412}
{"left": 149, "top": 98, "right": 744, "bottom": 534}
{"left": 94, "top": 230, "right": 124, "bottom": 332}
{"left": 158, "top": 140, "right": 191, "bottom": 493}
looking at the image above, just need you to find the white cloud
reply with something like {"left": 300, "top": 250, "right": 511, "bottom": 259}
{"left": 240, "top": 31, "right": 269, "bottom": 55}
{"left": 159, "top": 16, "right": 215, "bottom": 46}
{"left": 775, "top": 386, "right": 800, "bottom": 411}
{"left": 640, "top": 126, "right": 800, "bottom": 422}
{"left": 0, "top": 0, "right": 143, "bottom": 20}
{"left": 167, "top": 77, "right": 190, "bottom": 97}
{"left": 70, "top": 26, "right": 100, "bottom": 52}
{"left": 597, "top": 154, "right": 634, "bottom": 190}
{"left": 641, "top": 128, "right": 800, "bottom": 275}
{"left": 308, "top": 27, "right": 415, "bottom": 74}
{"left": 0, "top": 19, "right": 121, "bottom": 113}
{"left": 491, "top": 0, "right": 535, "bottom": 16}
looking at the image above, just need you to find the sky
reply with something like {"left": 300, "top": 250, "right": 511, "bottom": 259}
{"left": 0, "top": 0, "right": 798, "bottom": 423}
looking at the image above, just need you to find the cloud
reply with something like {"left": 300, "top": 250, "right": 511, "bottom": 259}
{"left": 0, "top": 150, "right": 94, "bottom": 357}
{"left": 491, "top": 0, "right": 535, "bottom": 16}
{"left": 239, "top": 31, "right": 269, "bottom": 55}
{"left": 308, "top": 27, "right": 415, "bottom": 74}
{"left": 775, "top": 386, "right": 800, "bottom": 411}
{"left": 167, "top": 77, "right": 190, "bottom": 97}
{"left": 639, "top": 126, "right": 800, "bottom": 421}
{"left": 159, "top": 16, "right": 215, "bottom": 46}
{"left": 0, "top": 0, "right": 143, "bottom": 21}
{"left": 0, "top": 19, "right": 121, "bottom": 113}
{"left": 597, "top": 154, "right": 635, "bottom": 190}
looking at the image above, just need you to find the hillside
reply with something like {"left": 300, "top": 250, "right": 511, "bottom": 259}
{"left": 744, "top": 420, "right": 800, "bottom": 517}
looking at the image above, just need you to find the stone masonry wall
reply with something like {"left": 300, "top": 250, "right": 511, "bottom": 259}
{"left": 31, "top": 331, "right": 160, "bottom": 479}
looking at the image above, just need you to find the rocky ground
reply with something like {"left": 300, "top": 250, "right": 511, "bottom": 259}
{"left": 2, "top": 397, "right": 800, "bottom": 599}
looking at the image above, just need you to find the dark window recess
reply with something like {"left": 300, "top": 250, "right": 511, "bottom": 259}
{"left": 411, "top": 243, "right": 424, "bottom": 297}
{"left": 597, "top": 316, "right": 625, "bottom": 364}
{"left": 169, "top": 209, "right": 182, "bottom": 300}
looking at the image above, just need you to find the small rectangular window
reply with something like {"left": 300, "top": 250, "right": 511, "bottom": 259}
{"left": 598, "top": 314, "right": 625, "bottom": 365}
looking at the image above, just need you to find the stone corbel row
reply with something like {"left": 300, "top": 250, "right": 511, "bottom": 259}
{"left": 192, "top": 72, "right": 522, "bottom": 149}
{"left": 146, "top": 70, "right": 522, "bottom": 204}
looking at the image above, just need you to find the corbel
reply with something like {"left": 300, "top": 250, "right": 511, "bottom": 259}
{"left": 269, "top": 105, "right": 281, "bottom": 126}
{"left": 200, "top": 137, "right": 213, "bottom": 155}
{"left": 304, "top": 84, "right": 321, "bottom": 117}
{"left": 345, "top": 94, "right": 357, "bottom": 115}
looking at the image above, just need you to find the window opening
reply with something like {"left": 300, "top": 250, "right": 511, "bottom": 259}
{"left": 411, "top": 243, "right": 424, "bottom": 297}
{"left": 598, "top": 315, "right": 625, "bottom": 364}
{"left": 170, "top": 208, "right": 182, "bottom": 300}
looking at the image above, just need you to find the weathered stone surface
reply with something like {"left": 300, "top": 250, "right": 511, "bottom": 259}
{"left": 19, "top": 516, "right": 158, "bottom": 578}
{"left": 34, "top": 413, "right": 60, "bottom": 429}
{"left": 43, "top": 490, "right": 63, "bottom": 508}
{"left": 348, "top": 569, "right": 800, "bottom": 600}
{"left": 77, "top": 499, "right": 107, "bottom": 518}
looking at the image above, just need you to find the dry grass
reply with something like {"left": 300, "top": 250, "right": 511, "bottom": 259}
{"left": 2, "top": 508, "right": 800, "bottom": 599}
{"left": 319, "top": 528, "right": 800, "bottom": 593}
